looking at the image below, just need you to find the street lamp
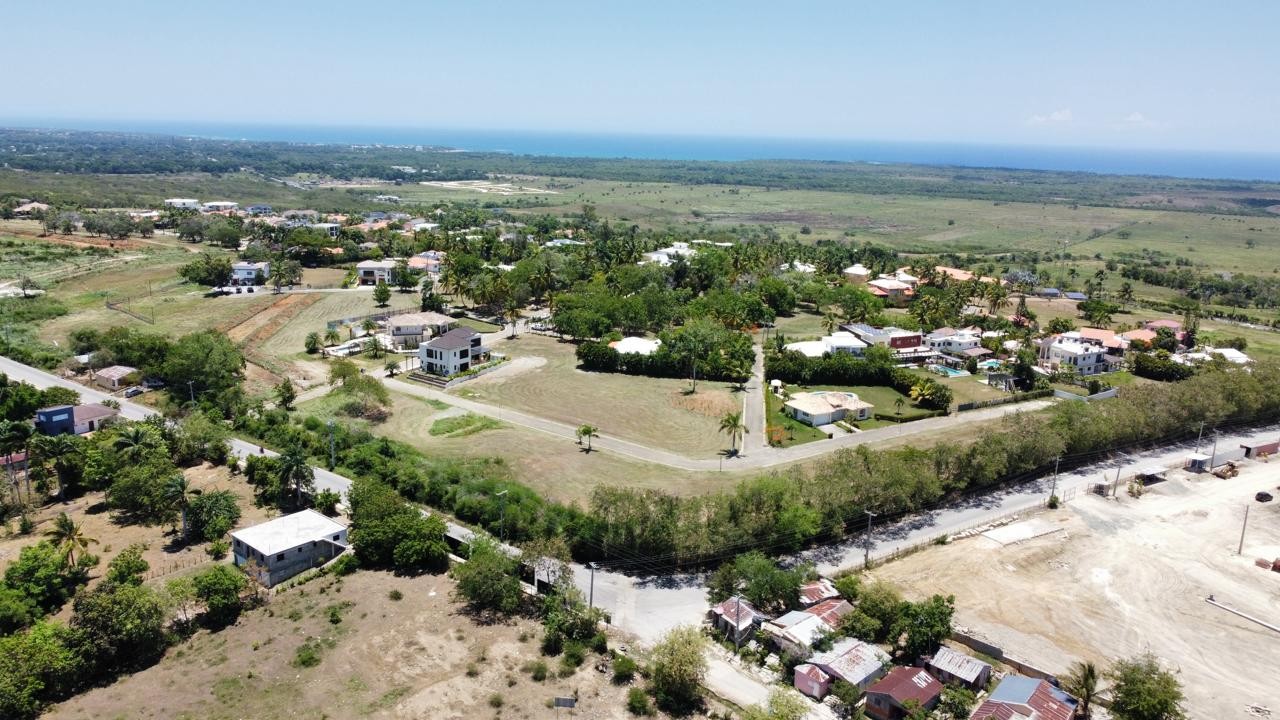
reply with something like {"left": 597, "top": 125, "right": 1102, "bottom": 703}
{"left": 496, "top": 490, "right": 508, "bottom": 542}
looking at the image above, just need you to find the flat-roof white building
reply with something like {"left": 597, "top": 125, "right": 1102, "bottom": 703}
{"left": 784, "top": 331, "right": 867, "bottom": 358}
{"left": 231, "top": 261, "right": 270, "bottom": 285}
{"left": 609, "top": 336, "right": 662, "bottom": 356}
{"left": 164, "top": 198, "right": 200, "bottom": 209}
{"left": 231, "top": 509, "right": 349, "bottom": 587}
{"left": 202, "top": 201, "right": 239, "bottom": 212}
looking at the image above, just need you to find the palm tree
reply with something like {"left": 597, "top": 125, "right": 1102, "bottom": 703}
{"left": 384, "top": 359, "right": 401, "bottom": 377}
{"left": 0, "top": 420, "right": 34, "bottom": 503}
{"left": 718, "top": 411, "right": 748, "bottom": 455}
{"left": 361, "top": 318, "right": 378, "bottom": 338}
{"left": 277, "top": 447, "right": 315, "bottom": 509}
{"left": 323, "top": 328, "right": 341, "bottom": 347}
{"left": 576, "top": 424, "right": 598, "bottom": 453}
{"left": 984, "top": 283, "right": 1010, "bottom": 316}
{"left": 1118, "top": 282, "right": 1134, "bottom": 308}
{"left": 44, "top": 512, "right": 96, "bottom": 569}
{"left": 1063, "top": 661, "right": 1099, "bottom": 718}
{"left": 30, "top": 434, "right": 80, "bottom": 500}
{"left": 894, "top": 397, "right": 905, "bottom": 415}
{"left": 504, "top": 297, "right": 522, "bottom": 339}
{"left": 112, "top": 425, "right": 159, "bottom": 464}
{"left": 164, "top": 474, "right": 202, "bottom": 541}
{"left": 304, "top": 331, "right": 321, "bottom": 354}
{"left": 822, "top": 311, "right": 839, "bottom": 335}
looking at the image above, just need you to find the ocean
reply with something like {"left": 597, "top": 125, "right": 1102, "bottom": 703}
{"left": 8, "top": 118, "right": 1280, "bottom": 182}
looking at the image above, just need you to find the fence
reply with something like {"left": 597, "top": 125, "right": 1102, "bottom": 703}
{"left": 958, "top": 389, "right": 1053, "bottom": 412}
{"left": 1052, "top": 387, "right": 1118, "bottom": 402}
{"left": 141, "top": 554, "right": 207, "bottom": 582}
{"left": 105, "top": 297, "right": 154, "bottom": 324}
{"left": 325, "top": 306, "right": 423, "bottom": 332}
{"left": 949, "top": 631, "right": 1061, "bottom": 682}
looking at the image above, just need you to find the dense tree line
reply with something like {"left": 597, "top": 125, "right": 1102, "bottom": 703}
{"left": 1121, "top": 263, "right": 1280, "bottom": 309}
{"left": 765, "top": 349, "right": 954, "bottom": 411}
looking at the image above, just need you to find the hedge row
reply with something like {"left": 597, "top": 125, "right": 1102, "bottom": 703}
{"left": 765, "top": 350, "right": 953, "bottom": 411}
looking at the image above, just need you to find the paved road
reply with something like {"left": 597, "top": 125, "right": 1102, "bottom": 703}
{"left": 741, "top": 345, "right": 767, "bottom": 454}
{"left": 384, "top": 369, "right": 1054, "bottom": 471}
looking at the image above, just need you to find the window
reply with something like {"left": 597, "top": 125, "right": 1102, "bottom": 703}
{"left": 298, "top": 547, "right": 304, "bottom": 553}
{"left": 332, "top": 534, "right": 340, "bottom": 541}
{"left": 276, "top": 554, "right": 285, "bottom": 561}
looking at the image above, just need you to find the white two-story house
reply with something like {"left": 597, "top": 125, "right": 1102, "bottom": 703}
{"left": 418, "top": 328, "right": 489, "bottom": 376}
{"left": 231, "top": 261, "right": 270, "bottom": 285}
{"left": 1037, "top": 332, "right": 1120, "bottom": 375}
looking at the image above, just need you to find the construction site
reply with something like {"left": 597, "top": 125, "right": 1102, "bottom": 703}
{"left": 873, "top": 452, "right": 1280, "bottom": 719}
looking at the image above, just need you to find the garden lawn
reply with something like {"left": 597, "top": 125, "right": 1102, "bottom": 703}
{"left": 764, "top": 390, "right": 828, "bottom": 447}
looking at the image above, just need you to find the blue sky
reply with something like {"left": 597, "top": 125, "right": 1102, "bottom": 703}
{"left": 4, "top": 1, "right": 1278, "bottom": 152}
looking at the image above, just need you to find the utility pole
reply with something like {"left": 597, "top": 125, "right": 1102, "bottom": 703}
{"left": 1196, "top": 421, "right": 1206, "bottom": 453}
{"left": 327, "top": 420, "right": 336, "bottom": 470}
{"left": 1238, "top": 505, "right": 1250, "bottom": 555}
{"left": 587, "top": 562, "right": 598, "bottom": 610}
{"left": 1114, "top": 463, "right": 1123, "bottom": 498}
{"left": 186, "top": 379, "right": 195, "bottom": 404}
{"left": 734, "top": 590, "right": 743, "bottom": 652}
{"left": 1210, "top": 431, "right": 1220, "bottom": 469}
{"left": 496, "top": 489, "right": 508, "bottom": 542}
{"left": 863, "top": 510, "right": 878, "bottom": 569}
{"left": 1049, "top": 456, "right": 1061, "bottom": 503}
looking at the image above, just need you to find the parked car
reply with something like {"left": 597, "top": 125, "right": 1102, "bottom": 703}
{"left": 142, "top": 377, "right": 166, "bottom": 389}
{"left": 124, "top": 386, "right": 144, "bottom": 398}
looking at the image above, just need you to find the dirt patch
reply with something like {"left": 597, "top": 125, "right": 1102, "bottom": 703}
{"left": 225, "top": 292, "right": 322, "bottom": 344}
{"left": 873, "top": 461, "right": 1280, "bottom": 719}
{"left": 669, "top": 389, "right": 738, "bottom": 418}
{"left": 48, "top": 571, "right": 661, "bottom": 720}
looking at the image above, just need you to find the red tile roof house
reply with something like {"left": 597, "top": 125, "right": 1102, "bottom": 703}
{"left": 708, "top": 595, "right": 767, "bottom": 646}
{"left": 970, "top": 675, "right": 1077, "bottom": 720}
{"left": 864, "top": 667, "right": 942, "bottom": 720}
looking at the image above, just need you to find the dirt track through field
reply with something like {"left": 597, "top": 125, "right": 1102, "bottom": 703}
{"left": 225, "top": 292, "right": 322, "bottom": 344}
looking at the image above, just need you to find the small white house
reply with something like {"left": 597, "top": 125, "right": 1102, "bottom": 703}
{"left": 94, "top": 365, "right": 137, "bottom": 390}
{"left": 164, "top": 198, "right": 200, "bottom": 209}
{"left": 784, "top": 391, "right": 873, "bottom": 426}
{"left": 641, "top": 242, "right": 697, "bottom": 266}
{"left": 202, "top": 201, "right": 239, "bottom": 213}
{"left": 356, "top": 259, "right": 397, "bottom": 286}
{"left": 387, "top": 311, "right": 456, "bottom": 349}
{"left": 842, "top": 263, "right": 871, "bottom": 284}
{"left": 231, "top": 261, "right": 270, "bottom": 285}
{"left": 231, "top": 509, "right": 349, "bottom": 587}
{"left": 784, "top": 332, "right": 867, "bottom": 358}
{"left": 310, "top": 222, "right": 342, "bottom": 238}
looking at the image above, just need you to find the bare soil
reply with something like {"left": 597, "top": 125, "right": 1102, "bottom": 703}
{"left": 48, "top": 571, "right": 663, "bottom": 720}
{"left": 873, "top": 461, "right": 1280, "bottom": 719}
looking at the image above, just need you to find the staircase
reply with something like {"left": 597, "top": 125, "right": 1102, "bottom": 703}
{"left": 406, "top": 371, "right": 449, "bottom": 389}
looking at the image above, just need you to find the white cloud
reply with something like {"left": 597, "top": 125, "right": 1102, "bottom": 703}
{"left": 1028, "top": 108, "right": 1073, "bottom": 125}
{"left": 1122, "top": 111, "right": 1155, "bottom": 127}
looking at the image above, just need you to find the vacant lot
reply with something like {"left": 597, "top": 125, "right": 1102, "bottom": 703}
{"left": 874, "top": 462, "right": 1280, "bottom": 719}
{"left": 452, "top": 333, "right": 741, "bottom": 457}
{"left": 0, "top": 464, "right": 277, "bottom": 610}
{"left": 298, "top": 391, "right": 751, "bottom": 505}
{"left": 49, "top": 570, "right": 656, "bottom": 720}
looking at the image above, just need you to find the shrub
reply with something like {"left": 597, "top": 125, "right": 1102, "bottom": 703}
{"left": 205, "top": 540, "right": 229, "bottom": 560}
{"left": 613, "top": 655, "right": 638, "bottom": 684}
{"left": 388, "top": 589, "right": 403, "bottom": 601}
{"left": 329, "top": 553, "right": 359, "bottom": 577}
{"left": 526, "top": 660, "right": 548, "bottom": 681}
{"left": 293, "top": 642, "right": 321, "bottom": 668}
{"left": 626, "top": 687, "right": 653, "bottom": 716}
{"left": 488, "top": 694, "right": 503, "bottom": 708}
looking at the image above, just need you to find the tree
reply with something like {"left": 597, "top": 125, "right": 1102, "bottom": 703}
{"left": 372, "top": 280, "right": 392, "bottom": 307}
{"left": 105, "top": 543, "right": 149, "bottom": 586}
{"left": 1047, "top": 317, "right": 1076, "bottom": 334}
{"left": 161, "top": 331, "right": 245, "bottom": 410}
{"left": 666, "top": 317, "right": 720, "bottom": 392}
{"left": 30, "top": 434, "right": 82, "bottom": 500}
{"left": 277, "top": 447, "right": 314, "bottom": 509}
{"left": 938, "top": 685, "right": 976, "bottom": 719}
{"left": 1064, "top": 660, "right": 1099, "bottom": 719}
{"left": 275, "top": 378, "right": 297, "bottom": 411}
{"left": 0, "top": 621, "right": 81, "bottom": 720}
{"left": 323, "top": 328, "right": 341, "bottom": 347}
{"left": 70, "top": 581, "right": 168, "bottom": 673}
{"left": 269, "top": 258, "right": 301, "bottom": 292}
{"left": 384, "top": 359, "right": 401, "bottom": 376}
{"left": 892, "top": 594, "right": 955, "bottom": 660}
{"left": 163, "top": 475, "right": 201, "bottom": 541}
{"left": 452, "top": 536, "right": 522, "bottom": 614}
{"left": 1118, "top": 281, "right": 1135, "bottom": 307}
{"left": 718, "top": 411, "right": 748, "bottom": 455}
{"left": 192, "top": 564, "right": 247, "bottom": 626}
{"left": 707, "top": 551, "right": 805, "bottom": 614}
{"left": 3, "top": 542, "right": 85, "bottom": 614}
{"left": 304, "top": 331, "right": 321, "bottom": 354}
{"left": 111, "top": 424, "right": 163, "bottom": 465}
{"left": 1109, "top": 654, "right": 1186, "bottom": 720}
{"left": 44, "top": 513, "right": 97, "bottom": 570}
{"left": 577, "top": 424, "right": 598, "bottom": 452}
{"left": 822, "top": 311, "right": 839, "bottom": 334}
{"left": 856, "top": 581, "right": 905, "bottom": 643}
{"left": 649, "top": 625, "right": 706, "bottom": 713}
{"left": 178, "top": 253, "right": 233, "bottom": 287}
{"left": 420, "top": 286, "right": 446, "bottom": 312}
{"left": 742, "top": 689, "right": 809, "bottom": 720}
{"left": 394, "top": 260, "right": 419, "bottom": 292}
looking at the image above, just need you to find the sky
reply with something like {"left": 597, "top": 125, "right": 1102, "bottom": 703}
{"left": 4, "top": 1, "right": 1279, "bottom": 153}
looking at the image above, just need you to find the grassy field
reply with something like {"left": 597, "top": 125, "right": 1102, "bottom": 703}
{"left": 298, "top": 390, "right": 749, "bottom": 505}
{"left": 764, "top": 390, "right": 829, "bottom": 446}
{"left": 451, "top": 333, "right": 741, "bottom": 457}
{"left": 904, "top": 369, "right": 1010, "bottom": 408}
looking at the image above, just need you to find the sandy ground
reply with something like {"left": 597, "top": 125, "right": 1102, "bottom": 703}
{"left": 48, "top": 571, "right": 669, "bottom": 720}
{"left": 874, "top": 460, "right": 1280, "bottom": 719}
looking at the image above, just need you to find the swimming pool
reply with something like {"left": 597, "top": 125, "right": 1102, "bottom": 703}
{"left": 928, "top": 364, "right": 969, "bottom": 378}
